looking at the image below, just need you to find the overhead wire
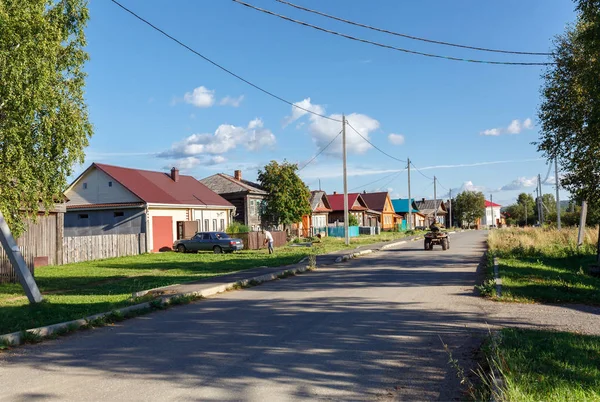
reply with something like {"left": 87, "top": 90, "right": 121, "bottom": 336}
{"left": 276, "top": 0, "right": 551, "bottom": 56}
{"left": 377, "top": 169, "right": 407, "bottom": 191}
{"left": 345, "top": 121, "right": 407, "bottom": 163}
{"left": 110, "top": 0, "right": 341, "bottom": 122}
{"left": 410, "top": 161, "right": 434, "bottom": 181}
{"left": 233, "top": 0, "right": 554, "bottom": 66}
{"left": 349, "top": 171, "right": 400, "bottom": 191}
{"left": 298, "top": 130, "right": 342, "bottom": 171}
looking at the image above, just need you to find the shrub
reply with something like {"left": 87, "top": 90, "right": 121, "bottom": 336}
{"left": 226, "top": 222, "right": 250, "bottom": 233}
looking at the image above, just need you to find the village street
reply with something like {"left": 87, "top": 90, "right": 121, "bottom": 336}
{"left": 1, "top": 231, "right": 598, "bottom": 401}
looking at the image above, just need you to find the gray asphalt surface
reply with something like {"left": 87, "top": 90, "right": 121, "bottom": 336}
{"left": 2, "top": 231, "right": 595, "bottom": 401}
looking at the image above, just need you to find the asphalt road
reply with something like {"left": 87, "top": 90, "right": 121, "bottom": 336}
{"left": 0, "top": 231, "right": 492, "bottom": 401}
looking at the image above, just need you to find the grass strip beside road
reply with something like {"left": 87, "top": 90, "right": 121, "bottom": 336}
{"left": 0, "top": 232, "right": 422, "bottom": 335}
{"left": 488, "top": 328, "right": 600, "bottom": 402}
{"left": 488, "top": 227, "right": 600, "bottom": 304}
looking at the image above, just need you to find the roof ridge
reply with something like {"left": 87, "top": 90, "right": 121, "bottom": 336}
{"left": 94, "top": 162, "right": 194, "bottom": 179}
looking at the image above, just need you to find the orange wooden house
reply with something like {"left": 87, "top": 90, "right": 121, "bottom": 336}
{"left": 360, "top": 192, "right": 402, "bottom": 230}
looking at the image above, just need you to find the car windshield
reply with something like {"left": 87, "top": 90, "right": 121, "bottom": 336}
{"left": 214, "top": 232, "right": 230, "bottom": 240}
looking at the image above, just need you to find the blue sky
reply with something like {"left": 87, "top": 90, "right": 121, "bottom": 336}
{"left": 80, "top": 0, "right": 576, "bottom": 206}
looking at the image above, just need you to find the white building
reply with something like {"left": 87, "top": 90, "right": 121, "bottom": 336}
{"left": 481, "top": 200, "right": 502, "bottom": 227}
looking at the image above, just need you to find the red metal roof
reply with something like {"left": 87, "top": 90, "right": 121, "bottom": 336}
{"left": 93, "top": 163, "right": 234, "bottom": 208}
{"left": 67, "top": 202, "right": 145, "bottom": 210}
{"left": 327, "top": 193, "right": 368, "bottom": 211}
{"left": 485, "top": 200, "right": 502, "bottom": 208}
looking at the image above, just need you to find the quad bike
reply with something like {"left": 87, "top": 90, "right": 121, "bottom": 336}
{"left": 424, "top": 231, "right": 450, "bottom": 251}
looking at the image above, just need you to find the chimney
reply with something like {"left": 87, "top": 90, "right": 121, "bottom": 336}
{"left": 234, "top": 170, "right": 242, "bottom": 181}
{"left": 422, "top": 197, "right": 425, "bottom": 203}
{"left": 171, "top": 167, "right": 179, "bottom": 182}
{"left": 333, "top": 191, "right": 337, "bottom": 195}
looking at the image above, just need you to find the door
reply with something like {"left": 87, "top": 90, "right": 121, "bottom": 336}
{"left": 152, "top": 216, "right": 173, "bottom": 252}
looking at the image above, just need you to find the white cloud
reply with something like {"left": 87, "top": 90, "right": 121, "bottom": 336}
{"left": 183, "top": 86, "right": 215, "bottom": 108}
{"left": 500, "top": 176, "right": 537, "bottom": 191}
{"left": 219, "top": 95, "right": 244, "bottom": 107}
{"left": 388, "top": 133, "right": 405, "bottom": 145}
{"left": 159, "top": 118, "right": 276, "bottom": 159}
{"left": 480, "top": 118, "right": 534, "bottom": 136}
{"left": 443, "top": 181, "right": 486, "bottom": 198}
{"left": 162, "top": 155, "right": 228, "bottom": 172}
{"left": 284, "top": 98, "right": 380, "bottom": 156}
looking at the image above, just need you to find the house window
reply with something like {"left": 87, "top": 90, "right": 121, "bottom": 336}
{"left": 108, "top": 181, "right": 113, "bottom": 187}
{"left": 114, "top": 211, "right": 124, "bottom": 218}
{"left": 78, "top": 213, "right": 88, "bottom": 219}
{"left": 220, "top": 219, "right": 225, "bottom": 231}
{"left": 204, "top": 219, "right": 209, "bottom": 232}
{"left": 82, "top": 183, "right": 87, "bottom": 190}
{"left": 212, "top": 219, "right": 217, "bottom": 231}
{"left": 250, "top": 200, "right": 255, "bottom": 216}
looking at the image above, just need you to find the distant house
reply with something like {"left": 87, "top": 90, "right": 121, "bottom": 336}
{"left": 360, "top": 192, "right": 402, "bottom": 230}
{"left": 480, "top": 200, "right": 503, "bottom": 227}
{"left": 327, "top": 192, "right": 369, "bottom": 225}
{"left": 391, "top": 198, "right": 426, "bottom": 228}
{"left": 415, "top": 198, "right": 447, "bottom": 226}
{"left": 301, "top": 191, "right": 332, "bottom": 237}
{"left": 200, "top": 170, "right": 267, "bottom": 231}
{"left": 64, "top": 163, "right": 234, "bottom": 252}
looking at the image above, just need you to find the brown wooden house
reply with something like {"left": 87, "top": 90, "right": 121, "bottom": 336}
{"left": 200, "top": 170, "right": 267, "bottom": 231}
{"left": 327, "top": 192, "right": 369, "bottom": 225}
{"left": 360, "top": 192, "right": 402, "bottom": 230}
{"left": 301, "top": 191, "right": 332, "bottom": 237}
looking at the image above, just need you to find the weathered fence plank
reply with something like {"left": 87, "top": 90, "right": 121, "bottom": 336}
{"left": 62, "top": 234, "right": 146, "bottom": 264}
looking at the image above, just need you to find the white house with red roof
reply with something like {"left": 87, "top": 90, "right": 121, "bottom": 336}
{"left": 482, "top": 200, "right": 502, "bottom": 227}
{"left": 64, "top": 163, "right": 235, "bottom": 252}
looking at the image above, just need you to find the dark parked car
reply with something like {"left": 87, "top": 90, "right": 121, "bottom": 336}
{"left": 173, "top": 232, "right": 244, "bottom": 254}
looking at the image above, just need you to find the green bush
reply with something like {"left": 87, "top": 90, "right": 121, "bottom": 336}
{"left": 348, "top": 215, "right": 359, "bottom": 226}
{"left": 226, "top": 222, "right": 250, "bottom": 233}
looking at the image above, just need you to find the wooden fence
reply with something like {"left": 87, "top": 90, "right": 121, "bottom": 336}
{"left": 228, "top": 231, "right": 287, "bottom": 250}
{"left": 63, "top": 234, "right": 147, "bottom": 264}
{"left": 0, "top": 245, "right": 35, "bottom": 283}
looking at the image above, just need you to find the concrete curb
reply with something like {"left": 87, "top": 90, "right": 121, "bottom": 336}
{"left": 0, "top": 263, "right": 312, "bottom": 347}
{"left": 334, "top": 249, "right": 374, "bottom": 263}
{"left": 381, "top": 240, "right": 407, "bottom": 250}
{"left": 493, "top": 257, "right": 502, "bottom": 297}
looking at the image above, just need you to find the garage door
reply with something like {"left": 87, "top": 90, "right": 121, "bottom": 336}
{"left": 152, "top": 216, "right": 173, "bottom": 252}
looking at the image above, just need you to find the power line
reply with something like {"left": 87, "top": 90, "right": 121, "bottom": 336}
{"left": 345, "top": 121, "right": 407, "bottom": 163}
{"left": 110, "top": 0, "right": 340, "bottom": 122}
{"left": 377, "top": 169, "right": 406, "bottom": 191}
{"left": 410, "top": 161, "right": 434, "bottom": 181}
{"left": 233, "top": 0, "right": 554, "bottom": 66}
{"left": 298, "top": 130, "right": 342, "bottom": 171}
{"left": 350, "top": 170, "right": 405, "bottom": 192}
{"left": 277, "top": 0, "right": 550, "bottom": 56}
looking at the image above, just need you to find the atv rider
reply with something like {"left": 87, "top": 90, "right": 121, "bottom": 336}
{"left": 429, "top": 220, "right": 441, "bottom": 233}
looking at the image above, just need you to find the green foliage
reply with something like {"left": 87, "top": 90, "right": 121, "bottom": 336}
{"left": 20, "top": 330, "right": 42, "bottom": 344}
{"left": 505, "top": 193, "right": 536, "bottom": 226}
{"left": 226, "top": 221, "right": 250, "bottom": 233}
{"left": 257, "top": 160, "right": 312, "bottom": 227}
{"left": 0, "top": 0, "right": 93, "bottom": 236}
{"left": 537, "top": 1, "right": 600, "bottom": 212}
{"left": 348, "top": 214, "right": 359, "bottom": 227}
{"left": 453, "top": 190, "right": 485, "bottom": 227}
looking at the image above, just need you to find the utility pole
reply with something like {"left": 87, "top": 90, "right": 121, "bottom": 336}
{"left": 433, "top": 176, "right": 437, "bottom": 225}
{"left": 555, "top": 158, "right": 561, "bottom": 230}
{"left": 538, "top": 174, "right": 544, "bottom": 224}
{"left": 449, "top": 189, "right": 453, "bottom": 229}
{"left": 524, "top": 200, "right": 527, "bottom": 226}
{"left": 342, "top": 115, "right": 349, "bottom": 246}
{"left": 319, "top": 179, "right": 321, "bottom": 191}
{"left": 577, "top": 201, "right": 588, "bottom": 247}
{"left": 536, "top": 175, "right": 541, "bottom": 225}
{"left": 407, "top": 158, "right": 412, "bottom": 230}
{"left": 0, "top": 212, "right": 43, "bottom": 303}
{"left": 490, "top": 193, "right": 494, "bottom": 227}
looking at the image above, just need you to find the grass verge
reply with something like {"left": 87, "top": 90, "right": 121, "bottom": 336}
{"left": 0, "top": 232, "right": 420, "bottom": 335}
{"left": 487, "top": 227, "right": 600, "bottom": 304}
{"left": 484, "top": 328, "right": 600, "bottom": 402}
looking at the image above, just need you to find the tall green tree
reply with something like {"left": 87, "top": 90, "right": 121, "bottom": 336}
{"left": 257, "top": 160, "right": 311, "bottom": 228}
{"left": 0, "top": 0, "right": 92, "bottom": 236}
{"left": 537, "top": 0, "right": 600, "bottom": 262}
{"left": 453, "top": 191, "right": 485, "bottom": 228}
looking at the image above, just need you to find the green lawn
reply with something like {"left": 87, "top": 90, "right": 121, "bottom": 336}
{"left": 488, "top": 228, "right": 600, "bottom": 304}
{"left": 488, "top": 328, "right": 600, "bottom": 402}
{"left": 0, "top": 232, "right": 421, "bottom": 335}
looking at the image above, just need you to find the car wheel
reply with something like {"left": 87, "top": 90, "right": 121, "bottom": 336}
{"left": 177, "top": 244, "right": 186, "bottom": 253}
{"left": 213, "top": 246, "right": 222, "bottom": 254}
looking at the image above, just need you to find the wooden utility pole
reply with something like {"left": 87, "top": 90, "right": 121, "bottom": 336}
{"left": 490, "top": 193, "right": 494, "bottom": 227}
{"left": 555, "top": 158, "right": 561, "bottom": 230}
{"left": 0, "top": 212, "right": 43, "bottom": 303}
{"left": 342, "top": 115, "right": 349, "bottom": 246}
{"left": 407, "top": 158, "right": 412, "bottom": 230}
{"left": 577, "top": 201, "right": 588, "bottom": 247}
{"left": 433, "top": 176, "right": 437, "bottom": 225}
{"left": 449, "top": 189, "right": 453, "bottom": 228}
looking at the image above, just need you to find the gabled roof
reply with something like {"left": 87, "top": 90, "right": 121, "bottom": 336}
{"left": 327, "top": 193, "right": 368, "bottom": 211}
{"left": 310, "top": 191, "right": 332, "bottom": 212}
{"left": 391, "top": 198, "right": 420, "bottom": 214}
{"left": 415, "top": 199, "right": 447, "bottom": 215}
{"left": 485, "top": 200, "right": 502, "bottom": 208}
{"left": 72, "top": 163, "right": 234, "bottom": 208}
{"left": 359, "top": 192, "right": 389, "bottom": 212}
{"left": 200, "top": 173, "right": 266, "bottom": 195}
